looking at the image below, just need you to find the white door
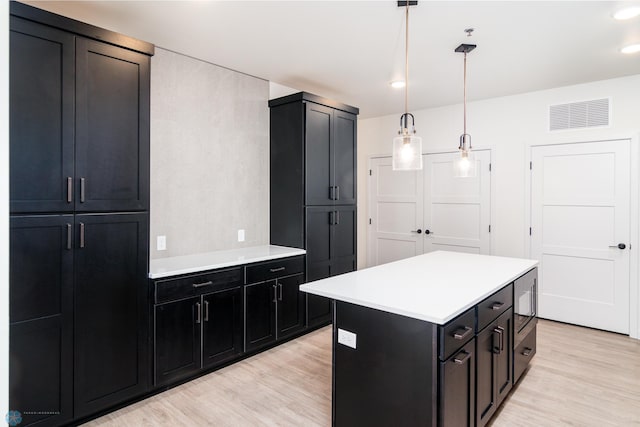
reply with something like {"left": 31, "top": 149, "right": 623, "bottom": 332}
{"left": 423, "top": 150, "right": 491, "bottom": 255}
{"left": 531, "top": 140, "right": 630, "bottom": 334}
{"left": 368, "top": 157, "right": 423, "bottom": 266}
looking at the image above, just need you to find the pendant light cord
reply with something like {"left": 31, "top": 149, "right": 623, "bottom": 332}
{"left": 463, "top": 52, "right": 467, "bottom": 137}
{"left": 404, "top": 2, "right": 409, "bottom": 119}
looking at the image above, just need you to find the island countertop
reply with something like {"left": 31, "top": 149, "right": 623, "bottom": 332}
{"left": 299, "top": 251, "right": 537, "bottom": 325}
{"left": 149, "top": 245, "right": 306, "bottom": 279}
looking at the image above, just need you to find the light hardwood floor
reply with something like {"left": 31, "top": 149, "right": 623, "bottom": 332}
{"left": 83, "top": 320, "right": 640, "bottom": 426}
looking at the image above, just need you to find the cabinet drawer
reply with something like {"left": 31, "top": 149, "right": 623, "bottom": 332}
{"left": 155, "top": 267, "right": 243, "bottom": 304}
{"left": 514, "top": 325, "right": 537, "bottom": 384}
{"left": 245, "top": 256, "right": 304, "bottom": 284}
{"left": 439, "top": 307, "right": 476, "bottom": 361}
{"left": 477, "top": 284, "right": 513, "bottom": 332}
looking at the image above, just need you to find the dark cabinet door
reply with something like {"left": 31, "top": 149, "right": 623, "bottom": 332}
{"left": 305, "top": 103, "right": 333, "bottom": 206}
{"left": 439, "top": 339, "right": 475, "bottom": 427}
{"left": 476, "top": 309, "right": 513, "bottom": 427}
{"left": 495, "top": 309, "right": 513, "bottom": 406}
{"left": 333, "top": 111, "right": 357, "bottom": 205}
{"left": 155, "top": 296, "right": 201, "bottom": 386}
{"left": 10, "top": 17, "right": 74, "bottom": 214}
{"left": 9, "top": 215, "right": 73, "bottom": 427}
{"left": 75, "top": 38, "right": 150, "bottom": 212}
{"left": 245, "top": 281, "right": 277, "bottom": 352}
{"left": 73, "top": 213, "right": 149, "bottom": 418}
{"left": 276, "top": 274, "right": 306, "bottom": 339}
{"left": 306, "top": 206, "right": 333, "bottom": 277}
{"left": 332, "top": 205, "right": 356, "bottom": 268}
{"left": 202, "top": 287, "right": 243, "bottom": 369}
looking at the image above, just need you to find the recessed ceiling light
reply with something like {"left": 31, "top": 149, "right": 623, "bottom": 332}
{"left": 390, "top": 80, "right": 406, "bottom": 89}
{"left": 613, "top": 6, "right": 640, "bottom": 20}
{"left": 621, "top": 43, "right": 640, "bottom": 54}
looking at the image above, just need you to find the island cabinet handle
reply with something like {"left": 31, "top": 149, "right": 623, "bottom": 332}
{"left": 453, "top": 326, "right": 473, "bottom": 340}
{"left": 453, "top": 350, "right": 472, "bottom": 365}
{"left": 192, "top": 281, "right": 213, "bottom": 288}
{"left": 195, "top": 302, "right": 201, "bottom": 324}
{"left": 522, "top": 347, "right": 533, "bottom": 357}
{"left": 493, "top": 326, "right": 505, "bottom": 354}
{"left": 269, "top": 267, "right": 285, "bottom": 273}
{"left": 204, "top": 301, "right": 209, "bottom": 322}
{"left": 490, "top": 302, "right": 505, "bottom": 311}
{"left": 272, "top": 284, "right": 278, "bottom": 303}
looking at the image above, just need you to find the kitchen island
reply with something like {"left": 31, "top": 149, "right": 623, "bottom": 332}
{"left": 300, "top": 251, "right": 538, "bottom": 427}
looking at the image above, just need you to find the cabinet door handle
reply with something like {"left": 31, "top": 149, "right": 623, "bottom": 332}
{"left": 329, "top": 186, "right": 335, "bottom": 200}
{"left": 79, "top": 223, "right": 85, "bottom": 248}
{"left": 493, "top": 326, "right": 505, "bottom": 354}
{"left": 453, "top": 326, "right": 473, "bottom": 340}
{"left": 453, "top": 350, "right": 472, "bottom": 365}
{"left": 204, "top": 300, "right": 209, "bottom": 322}
{"left": 272, "top": 284, "right": 278, "bottom": 303}
{"left": 335, "top": 210, "right": 340, "bottom": 225}
{"left": 335, "top": 186, "right": 340, "bottom": 200}
{"left": 329, "top": 211, "right": 335, "bottom": 225}
{"left": 490, "top": 302, "right": 505, "bottom": 311}
{"left": 192, "top": 281, "right": 213, "bottom": 288}
{"left": 269, "top": 267, "right": 285, "bottom": 273}
{"left": 195, "top": 302, "right": 201, "bottom": 324}
{"left": 278, "top": 283, "right": 283, "bottom": 301}
{"left": 66, "top": 224, "right": 72, "bottom": 250}
{"left": 522, "top": 347, "right": 533, "bottom": 357}
{"left": 80, "top": 178, "right": 86, "bottom": 203}
{"left": 67, "top": 177, "right": 73, "bottom": 203}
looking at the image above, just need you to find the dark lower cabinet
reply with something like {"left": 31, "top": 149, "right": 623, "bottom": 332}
{"left": 276, "top": 274, "right": 306, "bottom": 339}
{"left": 154, "top": 287, "right": 243, "bottom": 386}
{"left": 74, "top": 213, "right": 149, "bottom": 418}
{"left": 9, "top": 215, "right": 74, "bottom": 427}
{"left": 439, "top": 339, "right": 476, "bottom": 427}
{"left": 476, "top": 309, "right": 513, "bottom": 427}
{"left": 245, "top": 280, "right": 277, "bottom": 352}
{"left": 245, "top": 273, "right": 306, "bottom": 352}
{"left": 202, "top": 287, "right": 243, "bottom": 368}
{"left": 155, "top": 297, "right": 201, "bottom": 386}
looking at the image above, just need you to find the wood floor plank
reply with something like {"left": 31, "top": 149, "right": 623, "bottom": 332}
{"left": 83, "top": 320, "right": 640, "bottom": 426}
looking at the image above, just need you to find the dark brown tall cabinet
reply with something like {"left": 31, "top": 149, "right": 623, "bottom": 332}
{"left": 269, "top": 93, "right": 358, "bottom": 328}
{"left": 9, "top": 3, "right": 154, "bottom": 426}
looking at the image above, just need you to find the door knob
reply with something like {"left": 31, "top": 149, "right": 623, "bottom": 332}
{"left": 411, "top": 229, "right": 422, "bottom": 234}
{"left": 609, "top": 243, "right": 626, "bottom": 250}
{"left": 424, "top": 229, "right": 431, "bottom": 235}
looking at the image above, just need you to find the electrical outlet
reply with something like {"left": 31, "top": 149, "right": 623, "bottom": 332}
{"left": 237, "top": 229, "right": 245, "bottom": 242}
{"left": 157, "top": 235, "right": 167, "bottom": 251}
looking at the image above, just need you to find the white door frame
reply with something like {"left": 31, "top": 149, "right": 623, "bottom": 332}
{"left": 524, "top": 133, "right": 640, "bottom": 339}
{"left": 367, "top": 146, "right": 495, "bottom": 267}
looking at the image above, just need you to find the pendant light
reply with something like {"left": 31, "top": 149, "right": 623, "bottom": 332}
{"left": 454, "top": 32, "right": 477, "bottom": 178}
{"left": 392, "top": 1, "right": 423, "bottom": 171}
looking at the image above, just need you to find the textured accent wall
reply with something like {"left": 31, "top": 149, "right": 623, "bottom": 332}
{"left": 150, "top": 48, "right": 269, "bottom": 259}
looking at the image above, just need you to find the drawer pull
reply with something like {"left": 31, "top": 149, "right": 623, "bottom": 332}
{"left": 453, "top": 326, "right": 473, "bottom": 340}
{"left": 269, "top": 267, "right": 286, "bottom": 273}
{"left": 490, "top": 302, "right": 505, "bottom": 311}
{"left": 192, "top": 281, "right": 213, "bottom": 288}
{"left": 453, "top": 350, "right": 472, "bottom": 365}
{"left": 522, "top": 347, "right": 533, "bottom": 357}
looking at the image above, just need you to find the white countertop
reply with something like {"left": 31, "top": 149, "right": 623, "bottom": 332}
{"left": 299, "top": 251, "right": 537, "bottom": 325}
{"left": 149, "top": 245, "right": 306, "bottom": 279}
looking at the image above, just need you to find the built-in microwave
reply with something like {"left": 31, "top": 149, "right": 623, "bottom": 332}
{"left": 514, "top": 268, "right": 537, "bottom": 347}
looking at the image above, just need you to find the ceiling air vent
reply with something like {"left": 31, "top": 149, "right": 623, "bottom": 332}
{"left": 549, "top": 98, "right": 609, "bottom": 131}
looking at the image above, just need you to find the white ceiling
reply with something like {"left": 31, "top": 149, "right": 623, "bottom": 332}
{"left": 25, "top": 1, "right": 640, "bottom": 118}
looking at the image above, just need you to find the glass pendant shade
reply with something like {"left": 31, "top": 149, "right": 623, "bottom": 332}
{"left": 393, "top": 133, "right": 423, "bottom": 171}
{"left": 453, "top": 149, "right": 477, "bottom": 178}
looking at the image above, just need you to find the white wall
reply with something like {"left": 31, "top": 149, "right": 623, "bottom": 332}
{"left": 1, "top": 0, "right": 9, "bottom": 417}
{"left": 150, "top": 48, "right": 270, "bottom": 259}
{"left": 358, "top": 74, "right": 640, "bottom": 264}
